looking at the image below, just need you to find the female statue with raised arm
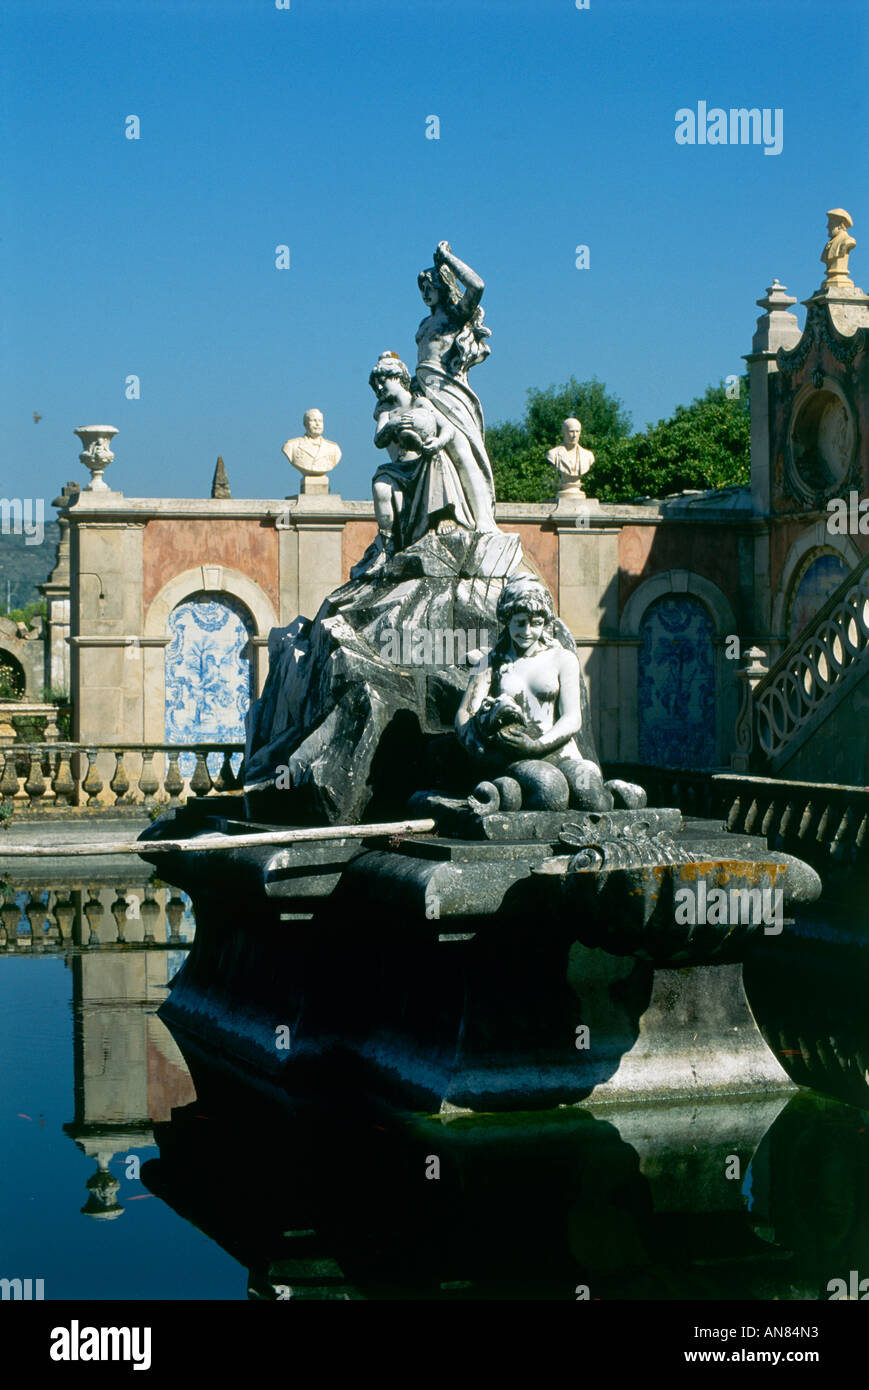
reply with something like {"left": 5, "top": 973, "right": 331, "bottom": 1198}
{"left": 413, "top": 241, "right": 498, "bottom": 534}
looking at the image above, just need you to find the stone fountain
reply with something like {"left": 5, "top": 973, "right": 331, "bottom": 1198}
{"left": 140, "top": 241, "right": 821, "bottom": 1115}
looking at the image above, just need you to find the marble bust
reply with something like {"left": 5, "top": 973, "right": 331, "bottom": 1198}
{"left": 282, "top": 409, "right": 342, "bottom": 493}
{"left": 821, "top": 208, "right": 856, "bottom": 288}
{"left": 546, "top": 418, "right": 594, "bottom": 497}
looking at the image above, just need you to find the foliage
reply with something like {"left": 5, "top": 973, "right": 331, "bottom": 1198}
{"left": 487, "top": 376, "right": 750, "bottom": 504}
{"left": 1, "top": 599, "right": 46, "bottom": 625}
{"left": 0, "top": 804, "right": 12, "bottom": 829}
{"left": 0, "top": 660, "right": 24, "bottom": 700}
{"left": 10, "top": 715, "right": 44, "bottom": 742}
{"left": 622, "top": 378, "right": 751, "bottom": 500}
{"left": 54, "top": 707, "right": 72, "bottom": 740}
{"left": 41, "top": 688, "right": 72, "bottom": 739}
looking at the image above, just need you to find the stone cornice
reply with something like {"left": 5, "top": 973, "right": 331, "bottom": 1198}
{"left": 68, "top": 635, "right": 170, "bottom": 647}
{"left": 62, "top": 494, "right": 765, "bottom": 528}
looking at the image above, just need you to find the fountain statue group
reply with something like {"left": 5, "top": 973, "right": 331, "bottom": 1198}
{"left": 244, "top": 240, "right": 640, "bottom": 818}
{"left": 144, "top": 237, "right": 822, "bottom": 1118}
{"left": 362, "top": 240, "right": 496, "bottom": 564}
{"left": 356, "top": 242, "right": 635, "bottom": 815}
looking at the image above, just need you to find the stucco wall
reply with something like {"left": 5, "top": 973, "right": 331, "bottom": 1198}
{"left": 143, "top": 518, "right": 279, "bottom": 615}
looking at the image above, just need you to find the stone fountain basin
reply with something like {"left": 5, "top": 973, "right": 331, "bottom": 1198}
{"left": 143, "top": 801, "right": 825, "bottom": 1112}
{"left": 532, "top": 852, "right": 822, "bottom": 967}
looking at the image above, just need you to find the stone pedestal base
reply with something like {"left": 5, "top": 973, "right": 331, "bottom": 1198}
{"left": 552, "top": 494, "right": 601, "bottom": 522}
{"left": 299, "top": 474, "right": 330, "bottom": 495}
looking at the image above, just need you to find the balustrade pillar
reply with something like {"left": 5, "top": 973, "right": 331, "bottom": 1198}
{"left": 51, "top": 749, "right": 76, "bottom": 805}
{"left": 24, "top": 892, "right": 45, "bottom": 952}
{"left": 84, "top": 889, "right": 104, "bottom": 945}
{"left": 166, "top": 893, "right": 186, "bottom": 942}
{"left": 52, "top": 892, "right": 75, "bottom": 943}
{"left": 164, "top": 751, "right": 184, "bottom": 806}
{"left": 731, "top": 646, "right": 768, "bottom": 772}
{"left": 139, "top": 750, "right": 159, "bottom": 808}
{"left": 0, "top": 750, "right": 18, "bottom": 801}
{"left": 140, "top": 883, "right": 160, "bottom": 943}
{"left": 83, "top": 750, "right": 104, "bottom": 807}
{"left": 1, "top": 894, "right": 19, "bottom": 950}
{"left": 110, "top": 752, "right": 131, "bottom": 805}
{"left": 190, "top": 751, "right": 213, "bottom": 798}
{"left": 111, "top": 889, "right": 129, "bottom": 943}
{"left": 23, "top": 751, "right": 47, "bottom": 806}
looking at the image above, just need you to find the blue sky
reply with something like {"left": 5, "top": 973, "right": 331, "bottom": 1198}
{"left": 1, "top": 0, "right": 866, "bottom": 506}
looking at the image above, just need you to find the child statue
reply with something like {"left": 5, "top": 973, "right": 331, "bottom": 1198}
{"left": 362, "top": 352, "right": 477, "bottom": 572}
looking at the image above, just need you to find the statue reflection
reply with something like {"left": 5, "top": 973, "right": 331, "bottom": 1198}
{"left": 139, "top": 1066, "right": 869, "bottom": 1300}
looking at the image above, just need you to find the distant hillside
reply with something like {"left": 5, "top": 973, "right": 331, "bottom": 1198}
{"left": 0, "top": 523, "right": 61, "bottom": 611}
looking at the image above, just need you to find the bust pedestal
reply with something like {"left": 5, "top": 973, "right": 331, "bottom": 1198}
{"left": 300, "top": 473, "right": 330, "bottom": 496}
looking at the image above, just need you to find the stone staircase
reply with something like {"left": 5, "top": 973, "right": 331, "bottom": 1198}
{"left": 747, "top": 551, "right": 869, "bottom": 781}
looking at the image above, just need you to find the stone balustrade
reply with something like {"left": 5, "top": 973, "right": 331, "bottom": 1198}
{"left": 606, "top": 763, "right": 869, "bottom": 882}
{"left": 0, "top": 882, "right": 195, "bottom": 953}
{"left": 0, "top": 742, "right": 245, "bottom": 812}
{"left": 713, "top": 773, "right": 869, "bottom": 881}
{"left": 0, "top": 702, "right": 70, "bottom": 744}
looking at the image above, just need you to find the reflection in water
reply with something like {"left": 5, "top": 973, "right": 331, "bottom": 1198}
{"left": 1, "top": 871, "right": 868, "bottom": 1299}
{"left": 745, "top": 901, "right": 869, "bottom": 1111}
{"left": 0, "top": 868, "right": 201, "bottom": 1220}
{"left": 140, "top": 1082, "right": 869, "bottom": 1301}
{"left": 64, "top": 931, "right": 197, "bottom": 1220}
{"left": 0, "top": 881, "right": 194, "bottom": 953}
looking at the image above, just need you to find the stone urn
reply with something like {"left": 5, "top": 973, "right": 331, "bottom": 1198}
{"left": 75, "top": 426, "right": 118, "bottom": 491}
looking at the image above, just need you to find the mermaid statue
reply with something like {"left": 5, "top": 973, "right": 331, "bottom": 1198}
{"left": 456, "top": 576, "right": 646, "bottom": 813}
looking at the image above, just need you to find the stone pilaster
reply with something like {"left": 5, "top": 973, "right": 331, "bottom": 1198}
{"left": 744, "top": 281, "right": 802, "bottom": 648}
{"left": 38, "top": 481, "right": 79, "bottom": 695}
{"left": 277, "top": 494, "right": 347, "bottom": 623}
{"left": 69, "top": 496, "right": 146, "bottom": 745}
{"left": 744, "top": 280, "right": 802, "bottom": 516}
{"left": 551, "top": 497, "right": 620, "bottom": 761}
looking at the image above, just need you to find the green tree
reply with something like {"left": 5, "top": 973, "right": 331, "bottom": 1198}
{"left": 487, "top": 376, "right": 750, "bottom": 503}
{"left": 623, "top": 378, "right": 750, "bottom": 501}
{"left": 488, "top": 377, "right": 632, "bottom": 503}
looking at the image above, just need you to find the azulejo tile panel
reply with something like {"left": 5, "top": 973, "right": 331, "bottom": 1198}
{"left": 165, "top": 593, "right": 253, "bottom": 766}
{"left": 790, "top": 553, "right": 848, "bottom": 639}
{"left": 638, "top": 596, "right": 716, "bottom": 769}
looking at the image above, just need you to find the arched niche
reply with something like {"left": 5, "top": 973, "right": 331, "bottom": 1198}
{"left": 619, "top": 570, "right": 738, "bottom": 767}
{"left": 771, "top": 524, "right": 859, "bottom": 652}
{"left": 787, "top": 552, "right": 850, "bottom": 639}
{"left": 143, "top": 565, "right": 277, "bottom": 745}
{"left": 0, "top": 650, "right": 26, "bottom": 699}
{"left": 164, "top": 591, "right": 255, "bottom": 754}
{"left": 637, "top": 595, "right": 716, "bottom": 768}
